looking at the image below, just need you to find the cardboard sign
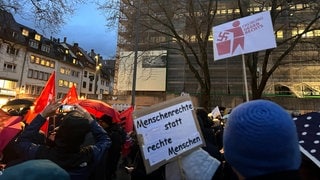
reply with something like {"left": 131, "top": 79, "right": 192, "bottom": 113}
{"left": 133, "top": 95, "right": 205, "bottom": 174}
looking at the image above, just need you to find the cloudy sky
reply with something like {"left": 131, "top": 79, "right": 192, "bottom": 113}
{"left": 15, "top": 3, "right": 117, "bottom": 59}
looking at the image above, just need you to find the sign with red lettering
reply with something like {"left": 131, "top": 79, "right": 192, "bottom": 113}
{"left": 133, "top": 95, "right": 205, "bottom": 174}
{"left": 213, "top": 11, "right": 276, "bottom": 60}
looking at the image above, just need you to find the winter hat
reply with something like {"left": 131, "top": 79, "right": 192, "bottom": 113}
{"left": 54, "top": 111, "right": 91, "bottom": 153}
{"left": 223, "top": 100, "right": 301, "bottom": 178}
{"left": 0, "top": 159, "right": 70, "bottom": 179}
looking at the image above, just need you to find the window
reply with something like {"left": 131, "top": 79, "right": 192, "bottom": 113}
{"left": 12, "top": 31, "right": 17, "bottom": 38}
{"left": 28, "top": 69, "right": 33, "bottom": 78}
{"left": 22, "top": 29, "right": 29, "bottom": 36}
{"left": 30, "top": 55, "right": 35, "bottom": 63}
{"left": 72, "top": 58, "right": 78, "bottom": 64}
{"left": 89, "top": 83, "right": 93, "bottom": 91}
{"left": 41, "top": 44, "right": 50, "bottom": 53}
{"left": 277, "top": 30, "right": 283, "bottom": 39}
{"left": 29, "top": 55, "right": 55, "bottom": 68}
{"left": 39, "top": 72, "right": 44, "bottom": 80}
{"left": 71, "top": 70, "right": 79, "bottom": 77}
{"left": 50, "top": 61, "right": 55, "bottom": 68}
{"left": 40, "top": 59, "right": 46, "bottom": 66}
{"left": 44, "top": 73, "right": 49, "bottom": 81}
{"left": 63, "top": 80, "right": 68, "bottom": 87}
{"left": 83, "top": 81, "right": 87, "bottom": 88}
{"left": 33, "top": 70, "right": 39, "bottom": 79}
{"left": 35, "top": 34, "right": 41, "bottom": 41}
{"left": 84, "top": 71, "right": 88, "bottom": 77}
{"left": 60, "top": 67, "right": 66, "bottom": 74}
{"left": 35, "top": 57, "right": 40, "bottom": 64}
{"left": 29, "top": 39, "right": 39, "bottom": 49}
{"left": 36, "top": 86, "right": 41, "bottom": 94}
{"left": 46, "top": 61, "right": 50, "bottom": 67}
{"left": 3, "top": 63, "right": 16, "bottom": 72}
{"left": 59, "top": 80, "right": 64, "bottom": 87}
{"left": 6, "top": 45, "right": 19, "bottom": 55}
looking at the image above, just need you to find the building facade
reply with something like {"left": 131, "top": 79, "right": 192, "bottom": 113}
{"left": 114, "top": 0, "right": 320, "bottom": 110}
{"left": 0, "top": 10, "right": 113, "bottom": 106}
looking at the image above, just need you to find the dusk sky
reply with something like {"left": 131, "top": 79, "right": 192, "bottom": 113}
{"left": 14, "top": 3, "right": 118, "bottom": 59}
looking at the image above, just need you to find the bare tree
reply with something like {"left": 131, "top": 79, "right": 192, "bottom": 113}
{"left": 100, "top": 0, "right": 320, "bottom": 109}
{"left": 100, "top": 0, "right": 219, "bottom": 110}
{"left": 0, "top": 0, "right": 87, "bottom": 34}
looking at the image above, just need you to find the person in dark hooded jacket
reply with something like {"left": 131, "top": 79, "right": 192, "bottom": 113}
{"left": 14, "top": 100, "right": 111, "bottom": 180}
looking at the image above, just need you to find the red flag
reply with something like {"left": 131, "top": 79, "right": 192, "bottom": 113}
{"left": 61, "top": 84, "right": 78, "bottom": 104}
{"left": 120, "top": 106, "right": 134, "bottom": 133}
{"left": 25, "top": 71, "right": 55, "bottom": 135}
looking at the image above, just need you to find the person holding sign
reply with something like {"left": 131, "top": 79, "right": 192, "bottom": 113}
{"left": 13, "top": 100, "right": 112, "bottom": 180}
{"left": 223, "top": 100, "right": 301, "bottom": 179}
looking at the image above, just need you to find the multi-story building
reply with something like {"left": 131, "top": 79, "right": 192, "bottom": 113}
{"left": 0, "top": 10, "right": 113, "bottom": 106}
{"left": 114, "top": 0, "right": 320, "bottom": 110}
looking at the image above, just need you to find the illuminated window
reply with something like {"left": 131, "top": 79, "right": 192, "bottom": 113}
{"left": 50, "top": 61, "right": 55, "bottom": 68}
{"left": 314, "top": 30, "right": 320, "bottom": 36}
{"left": 58, "top": 80, "right": 64, "bottom": 87}
{"left": 296, "top": 4, "right": 303, "bottom": 10}
{"left": 35, "top": 34, "right": 41, "bottom": 41}
{"left": 65, "top": 49, "right": 69, "bottom": 54}
{"left": 63, "top": 80, "right": 68, "bottom": 87}
{"left": 234, "top": 9, "right": 240, "bottom": 13}
{"left": 292, "top": 29, "right": 298, "bottom": 36}
{"left": 77, "top": 51, "right": 83, "bottom": 56}
{"left": 254, "top": 7, "right": 260, "bottom": 12}
{"left": 277, "top": 30, "right": 283, "bottom": 39}
{"left": 60, "top": 67, "right": 65, "bottom": 74}
{"left": 306, "top": 31, "right": 314, "bottom": 37}
{"left": 299, "top": 30, "right": 306, "bottom": 38}
{"left": 35, "top": 57, "right": 40, "bottom": 64}
{"left": 30, "top": 55, "right": 35, "bottom": 63}
{"left": 22, "top": 29, "right": 29, "bottom": 36}
{"left": 40, "top": 59, "right": 46, "bottom": 65}
{"left": 227, "top": 9, "right": 233, "bottom": 14}
{"left": 190, "top": 35, "right": 196, "bottom": 42}
{"left": 46, "top": 61, "right": 50, "bottom": 67}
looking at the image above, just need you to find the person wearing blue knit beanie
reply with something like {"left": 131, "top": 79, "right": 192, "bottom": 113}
{"left": 223, "top": 99, "right": 302, "bottom": 180}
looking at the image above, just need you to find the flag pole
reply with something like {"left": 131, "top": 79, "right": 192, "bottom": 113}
{"left": 242, "top": 54, "right": 249, "bottom": 102}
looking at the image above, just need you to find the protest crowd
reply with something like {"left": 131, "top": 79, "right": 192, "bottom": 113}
{"left": 0, "top": 72, "right": 319, "bottom": 180}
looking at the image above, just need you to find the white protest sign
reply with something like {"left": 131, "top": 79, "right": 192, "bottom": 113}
{"left": 213, "top": 11, "right": 277, "bottom": 60}
{"left": 133, "top": 95, "right": 205, "bottom": 174}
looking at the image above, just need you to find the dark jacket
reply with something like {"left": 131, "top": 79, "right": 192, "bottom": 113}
{"left": 104, "top": 124, "right": 126, "bottom": 179}
{"left": 246, "top": 170, "right": 301, "bottom": 180}
{"left": 14, "top": 114, "right": 111, "bottom": 180}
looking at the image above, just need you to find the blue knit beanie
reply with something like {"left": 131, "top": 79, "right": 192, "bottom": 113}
{"left": 223, "top": 100, "right": 301, "bottom": 178}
